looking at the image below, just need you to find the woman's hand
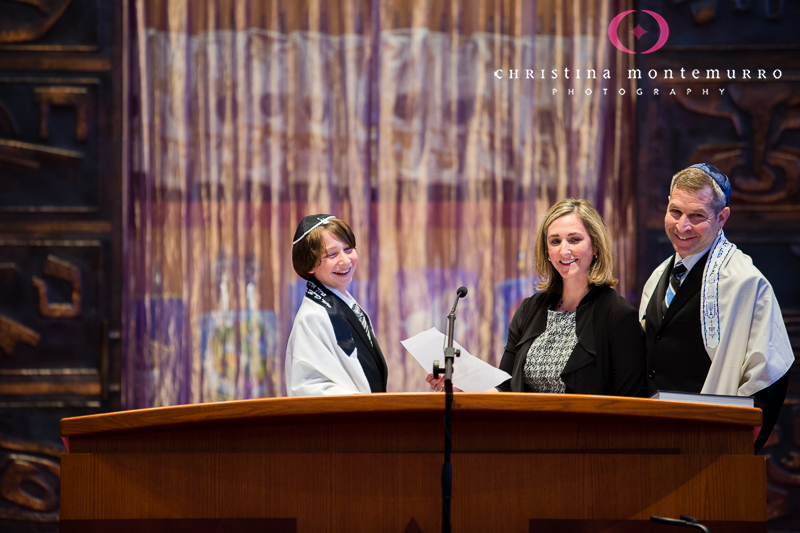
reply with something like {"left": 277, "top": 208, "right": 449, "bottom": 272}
{"left": 425, "top": 373, "right": 463, "bottom": 392}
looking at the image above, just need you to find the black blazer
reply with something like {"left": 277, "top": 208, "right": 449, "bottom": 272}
{"left": 497, "top": 285, "right": 646, "bottom": 396}
{"left": 644, "top": 253, "right": 711, "bottom": 396}
{"left": 340, "top": 299, "right": 388, "bottom": 393}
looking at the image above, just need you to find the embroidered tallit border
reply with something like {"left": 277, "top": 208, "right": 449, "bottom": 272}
{"left": 701, "top": 230, "right": 736, "bottom": 349}
{"left": 306, "top": 280, "right": 332, "bottom": 309}
{"left": 305, "top": 279, "right": 356, "bottom": 355}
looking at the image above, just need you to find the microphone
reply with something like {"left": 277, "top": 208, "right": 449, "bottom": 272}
{"left": 650, "top": 515, "right": 710, "bottom": 532}
{"left": 435, "top": 287, "right": 469, "bottom": 379}
{"left": 450, "top": 286, "right": 468, "bottom": 314}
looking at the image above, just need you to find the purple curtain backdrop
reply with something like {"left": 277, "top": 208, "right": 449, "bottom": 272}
{"left": 123, "top": 0, "right": 636, "bottom": 408}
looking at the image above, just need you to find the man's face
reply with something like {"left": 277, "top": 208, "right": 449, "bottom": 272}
{"left": 664, "top": 186, "right": 730, "bottom": 258}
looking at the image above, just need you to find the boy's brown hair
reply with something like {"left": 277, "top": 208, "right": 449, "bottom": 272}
{"left": 292, "top": 218, "right": 357, "bottom": 280}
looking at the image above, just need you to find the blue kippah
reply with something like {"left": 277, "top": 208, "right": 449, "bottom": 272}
{"left": 688, "top": 163, "right": 731, "bottom": 205}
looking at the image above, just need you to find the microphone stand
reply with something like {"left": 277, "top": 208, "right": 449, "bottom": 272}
{"left": 433, "top": 287, "right": 466, "bottom": 533}
{"left": 650, "top": 515, "right": 712, "bottom": 532}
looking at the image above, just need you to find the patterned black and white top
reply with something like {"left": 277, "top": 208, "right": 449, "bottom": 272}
{"left": 523, "top": 310, "right": 578, "bottom": 392}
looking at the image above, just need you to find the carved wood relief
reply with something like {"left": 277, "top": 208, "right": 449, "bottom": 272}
{"left": 0, "top": 1, "right": 74, "bottom": 46}
{"left": 0, "top": 316, "right": 40, "bottom": 356}
{"left": 0, "top": 435, "right": 61, "bottom": 523}
{"left": 34, "top": 86, "right": 88, "bottom": 140}
{"left": 0, "top": 0, "right": 97, "bottom": 51}
{"left": 674, "top": 81, "right": 800, "bottom": 206}
{"left": 0, "top": 1, "right": 119, "bottom": 531}
{"left": 636, "top": 75, "right": 800, "bottom": 223}
{"left": 763, "top": 400, "right": 800, "bottom": 523}
{"left": 0, "top": 78, "right": 98, "bottom": 212}
{"left": 0, "top": 240, "right": 105, "bottom": 392}
{"left": 31, "top": 255, "right": 81, "bottom": 318}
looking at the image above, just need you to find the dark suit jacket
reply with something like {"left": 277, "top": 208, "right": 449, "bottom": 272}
{"left": 497, "top": 285, "right": 646, "bottom": 396}
{"left": 643, "top": 252, "right": 788, "bottom": 451}
{"left": 644, "top": 253, "right": 711, "bottom": 395}
{"left": 341, "top": 300, "right": 388, "bottom": 393}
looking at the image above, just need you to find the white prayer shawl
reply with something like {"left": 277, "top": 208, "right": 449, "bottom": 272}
{"left": 640, "top": 231, "right": 794, "bottom": 396}
{"left": 285, "top": 296, "right": 372, "bottom": 397}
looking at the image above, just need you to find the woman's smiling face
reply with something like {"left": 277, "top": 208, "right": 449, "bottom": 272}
{"left": 309, "top": 230, "right": 358, "bottom": 292}
{"left": 546, "top": 213, "right": 596, "bottom": 284}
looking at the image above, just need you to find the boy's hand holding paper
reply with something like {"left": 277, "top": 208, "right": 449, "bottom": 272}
{"left": 401, "top": 327, "right": 511, "bottom": 393}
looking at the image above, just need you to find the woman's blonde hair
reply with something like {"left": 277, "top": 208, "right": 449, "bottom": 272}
{"left": 534, "top": 198, "right": 617, "bottom": 293}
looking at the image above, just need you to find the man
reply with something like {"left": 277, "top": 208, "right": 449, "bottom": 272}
{"left": 640, "top": 163, "right": 794, "bottom": 451}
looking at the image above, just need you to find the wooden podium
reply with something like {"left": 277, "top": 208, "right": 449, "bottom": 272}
{"left": 60, "top": 393, "right": 766, "bottom": 532}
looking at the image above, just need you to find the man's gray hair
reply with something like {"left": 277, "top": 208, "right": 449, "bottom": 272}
{"left": 669, "top": 168, "right": 728, "bottom": 214}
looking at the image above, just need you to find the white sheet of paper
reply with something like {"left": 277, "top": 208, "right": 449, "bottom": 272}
{"left": 401, "top": 327, "right": 511, "bottom": 392}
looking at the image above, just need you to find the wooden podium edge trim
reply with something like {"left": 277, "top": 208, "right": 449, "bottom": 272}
{"left": 60, "top": 392, "right": 762, "bottom": 438}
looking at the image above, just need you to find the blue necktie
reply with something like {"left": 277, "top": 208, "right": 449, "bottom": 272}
{"left": 665, "top": 261, "right": 687, "bottom": 307}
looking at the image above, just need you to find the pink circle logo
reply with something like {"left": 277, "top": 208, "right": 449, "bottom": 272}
{"left": 608, "top": 10, "right": 669, "bottom": 54}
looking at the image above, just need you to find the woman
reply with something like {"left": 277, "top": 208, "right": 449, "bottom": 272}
{"left": 497, "top": 198, "right": 645, "bottom": 395}
{"left": 427, "top": 198, "right": 646, "bottom": 396}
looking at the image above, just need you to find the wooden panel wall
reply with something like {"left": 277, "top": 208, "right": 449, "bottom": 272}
{"left": 635, "top": 2, "right": 800, "bottom": 529}
{"left": 1, "top": 0, "right": 797, "bottom": 530}
{"left": 0, "top": 1, "right": 122, "bottom": 531}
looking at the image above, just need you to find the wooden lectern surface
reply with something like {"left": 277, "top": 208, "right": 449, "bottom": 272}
{"left": 60, "top": 393, "right": 766, "bottom": 532}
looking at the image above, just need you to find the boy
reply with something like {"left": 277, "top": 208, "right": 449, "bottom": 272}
{"left": 285, "top": 214, "right": 388, "bottom": 396}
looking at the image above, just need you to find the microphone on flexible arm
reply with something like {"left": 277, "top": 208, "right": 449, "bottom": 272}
{"left": 450, "top": 286, "right": 468, "bottom": 313}
{"left": 650, "top": 515, "right": 711, "bottom": 532}
{"left": 433, "top": 286, "right": 468, "bottom": 533}
{"left": 435, "top": 286, "right": 467, "bottom": 384}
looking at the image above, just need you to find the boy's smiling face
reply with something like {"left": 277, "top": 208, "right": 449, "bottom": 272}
{"left": 309, "top": 231, "right": 358, "bottom": 292}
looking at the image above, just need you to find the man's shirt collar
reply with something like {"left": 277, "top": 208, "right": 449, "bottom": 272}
{"left": 675, "top": 241, "right": 714, "bottom": 275}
